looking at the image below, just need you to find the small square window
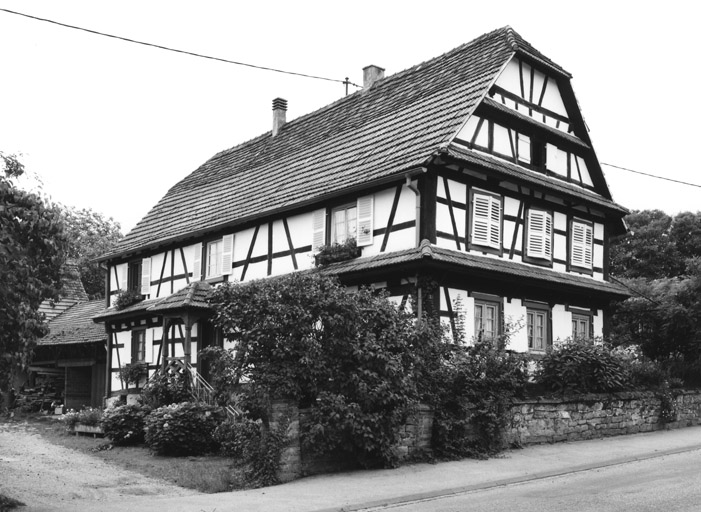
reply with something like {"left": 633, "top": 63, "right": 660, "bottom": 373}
{"left": 206, "top": 240, "right": 223, "bottom": 278}
{"left": 331, "top": 204, "right": 357, "bottom": 244}
{"left": 572, "top": 314, "right": 592, "bottom": 340}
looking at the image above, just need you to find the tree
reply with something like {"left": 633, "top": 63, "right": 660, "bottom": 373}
{"left": 59, "top": 206, "right": 122, "bottom": 298}
{"left": 208, "top": 272, "right": 420, "bottom": 468}
{"left": 610, "top": 209, "right": 701, "bottom": 368}
{"left": 0, "top": 154, "right": 69, "bottom": 391}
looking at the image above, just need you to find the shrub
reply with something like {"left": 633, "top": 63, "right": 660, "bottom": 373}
{"left": 144, "top": 402, "right": 225, "bottom": 456}
{"left": 537, "top": 338, "right": 630, "bottom": 394}
{"left": 429, "top": 334, "right": 529, "bottom": 458}
{"left": 62, "top": 409, "right": 81, "bottom": 430}
{"left": 101, "top": 404, "right": 151, "bottom": 445}
{"left": 141, "top": 369, "right": 190, "bottom": 408}
{"left": 214, "top": 418, "right": 262, "bottom": 459}
{"left": 213, "top": 417, "right": 288, "bottom": 487}
{"left": 209, "top": 273, "right": 419, "bottom": 469}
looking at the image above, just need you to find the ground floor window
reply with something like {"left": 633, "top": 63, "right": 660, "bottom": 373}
{"left": 474, "top": 300, "right": 499, "bottom": 341}
{"left": 527, "top": 306, "right": 550, "bottom": 351}
{"left": 572, "top": 313, "right": 592, "bottom": 340}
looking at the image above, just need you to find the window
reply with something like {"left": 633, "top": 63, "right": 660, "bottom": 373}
{"left": 206, "top": 239, "right": 223, "bottom": 278}
{"left": 570, "top": 219, "right": 593, "bottom": 270}
{"left": 127, "top": 260, "right": 142, "bottom": 293}
{"left": 474, "top": 301, "right": 499, "bottom": 340}
{"left": 525, "top": 209, "right": 553, "bottom": 261}
{"left": 572, "top": 313, "right": 592, "bottom": 340}
{"left": 470, "top": 190, "right": 502, "bottom": 251}
{"left": 527, "top": 307, "right": 550, "bottom": 351}
{"left": 331, "top": 204, "right": 357, "bottom": 244}
{"left": 131, "top": 330, "right": 146, "bottom": 363}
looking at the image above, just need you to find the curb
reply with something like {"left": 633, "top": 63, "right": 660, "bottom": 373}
{"left": 313, "top": 443, "right": 701, "bottom": 512}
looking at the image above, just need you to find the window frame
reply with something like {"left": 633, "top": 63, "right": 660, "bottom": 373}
{"left": 131, "top": 329, "right": 146, "bottom": 364}
{"left": 525, "top": 301, "right": 551, "bottom": 352}
{"left": 330, "top": 202, "right": 358, "bottom": 244}
{"left": 568, "top": 217, "right": 594, "bottom": 274}
{"left": 126, "top": 260, "right": 142, "bottom": 294}
{"left": 473, "top": 294, "right": 502, "bottom": 342}
{"left": 468, "top": 188, "right": 503, "bottom": 255}
{"left": 523, "top": 208, "right": 554, "bottom": 266}
{"left": 205, "top": 238, "right": 223, "bottom": 279}
{"left": 571, "top": 311, "right": 593, "bottom": 340}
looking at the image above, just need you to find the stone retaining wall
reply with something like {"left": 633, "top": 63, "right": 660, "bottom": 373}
{"left": 270, "top": 390, "right": 701, "bottom": 482}
{"left": 507, "top": 390, "right": 701, "bottom": 446}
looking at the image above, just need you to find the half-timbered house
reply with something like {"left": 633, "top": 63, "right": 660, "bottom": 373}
{"left": 94, "top": 27, "right": 628, "bottom": 399}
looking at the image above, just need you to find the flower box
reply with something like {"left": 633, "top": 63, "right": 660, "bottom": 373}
{"left": 74, "top": 424, "right": 104, "bottom": 437}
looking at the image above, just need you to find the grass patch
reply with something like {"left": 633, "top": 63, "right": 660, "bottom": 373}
{"left": 6, "top": 412, "right": 246, "bottom": 493}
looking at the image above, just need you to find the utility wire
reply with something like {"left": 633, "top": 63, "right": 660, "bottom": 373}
{"left": 609, "top": 275, "right": 664, "bottom": 307}
{"left": 601, "top": 162, "right": 701, "bottom": 189}
{"left": 0, "top": 7, "right": 361, "bottom": 89}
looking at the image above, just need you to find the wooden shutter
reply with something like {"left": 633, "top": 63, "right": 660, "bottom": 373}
{"left": 571, "top": 221, "right": 593, "bottom": 268}
{"left": 472, "top": 191, "right": 501, "bottom": 250}
{"left": 191, "top": 242, "right": 202, "bottom": 281}
{"left": 527, "top": 210, "right": 552, "bottom": 259}
{"left": 356, "top": 195, "right": 374, "bottom": 247}
{"left": 312, "top": 208, "right": 326, "bottom": 250}
{"left": 489, "top": 197, "right": 502, "bottom": 249}
{"left": 471, "top": 194, "right": 492, "bottom": 246}
{"left": 118, "top": 264, "right": 128, "bottom": 292}
{"left": 140, "top": 257, "right": 151, "bottom": 296}
{"left": 517, "top": 133, "right": 531, "bottom": 163}
{"left": 221, "top": 234, "right": 234, "bottom": 275}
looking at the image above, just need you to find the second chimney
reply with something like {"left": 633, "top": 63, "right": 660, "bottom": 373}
{"left": 272, "top": 97, "right": 287, "bottom": 136}
{"left": 363, "top": 65, "right": 385, "bottom": 90}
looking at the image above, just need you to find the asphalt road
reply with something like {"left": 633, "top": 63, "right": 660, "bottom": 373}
{"left": 365, "top": 448, "right": 701, "bottom": 512}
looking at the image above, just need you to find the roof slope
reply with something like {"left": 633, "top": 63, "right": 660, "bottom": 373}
{"left": 38, "top": 261, "right": 89, "bottom": 321}
{"left": 38, "top": 300, "right": 106, "bottom": 346}
{"left": 108, "top": 27, "right": 537, "bottom": 259}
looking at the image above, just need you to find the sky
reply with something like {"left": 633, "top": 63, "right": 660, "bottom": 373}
{"left": 1, "top": 1, "right": 699, "bottom": 235}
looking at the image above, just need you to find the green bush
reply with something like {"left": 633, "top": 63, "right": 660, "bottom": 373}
{"left": 209, "top": 273, "right": 419, "bottom": 469}
{"left": 214, "top": 418, "right": 262, "bottom": 459}
{"left": 429, "top": 335, "right": 529, "bottom": 458}
{"left": 101, "top": 404, "right": 151, "bottom": 445}
{"left": 141, "top": 369, "right": 190, "bottom": 408}
{"left": 537, "top": 338, "right": 630, "bottom": 394}
{"left": 144, "top": 402, "right": 225, "bottom": 456}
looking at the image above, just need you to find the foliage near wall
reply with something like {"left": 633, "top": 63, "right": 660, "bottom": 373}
{"left": 208, "top": 273, "right": 422, "bottom": 468}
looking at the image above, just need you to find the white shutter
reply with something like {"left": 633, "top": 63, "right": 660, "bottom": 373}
{"left": 517, "top": 133, "right": 531, "bottom": 163}
{"left": 312, "top": 208, "right": 327, "bottom": 250}
{"left": 140, "top": 257, "right": 151, "bottom": 296}
{"left": 571, "top": 221, "right": 593, "bottom": 268}
{"left": 471, "top": 194, "right": 491, "bottom": 246}
{"left": 356, "top": 195, "right": 374, "bottom": 247}
{"left": 489, "top": 197, "right": 502, "bottom": 249}
{"left": 191, "top": 242, "right": 202, "bottom": 281}
{"left": 527, "top": 210, "right": 552, "bottom": 259}
{"left": 118, "top": 264, "right": 128, "bottom": 292}
{"left": 221, "top": 234, "right": 234, "bottom": 275}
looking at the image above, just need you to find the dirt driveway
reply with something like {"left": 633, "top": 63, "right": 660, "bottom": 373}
{"left": 0, "top": 420, "right": 195, "bottom": 511}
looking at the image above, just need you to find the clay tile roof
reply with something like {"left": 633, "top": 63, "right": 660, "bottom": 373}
{"left": 147, "top": 281, "right": 212, "bottom": 312}
{"left": 104, "top": 26, "right": 550, "bottom": 261}
{"left": 38, "top": 300, "right": 107, "bottom": 346}
{"left": 38, "top": 261, "right": 89, "bottom": 321}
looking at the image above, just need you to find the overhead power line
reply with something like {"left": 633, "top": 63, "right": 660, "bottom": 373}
{"left": 0, "top": 7, "right": 361, "bottom": 90}
{"left": 601, "top": 162, "right": 701, "bottom": 189}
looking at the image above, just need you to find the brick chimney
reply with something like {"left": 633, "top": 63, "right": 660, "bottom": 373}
{"left": 363, "top": 65, "right": 385, "bottom": 90}
{"left": 272, "top": 97, "right": 287, "bottom": 136}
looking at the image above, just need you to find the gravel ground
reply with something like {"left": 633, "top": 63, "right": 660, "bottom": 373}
{"left": 0, "top": 420, "right": 195, "bottom": 511}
